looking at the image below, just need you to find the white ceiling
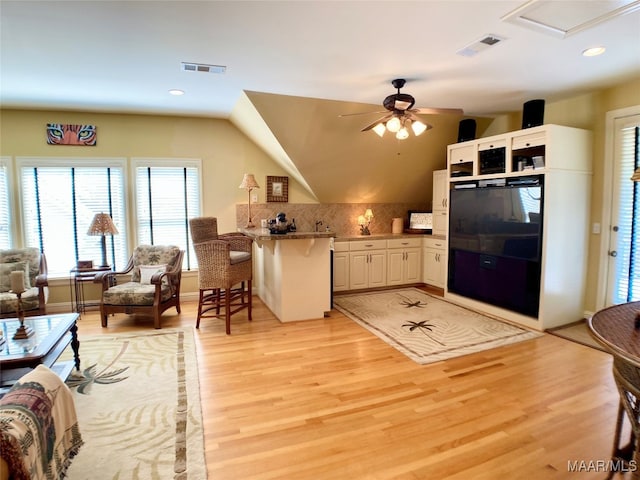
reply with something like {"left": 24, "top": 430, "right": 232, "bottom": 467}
{"left": 2, "top": 0, "right": 639, "bottom": 119}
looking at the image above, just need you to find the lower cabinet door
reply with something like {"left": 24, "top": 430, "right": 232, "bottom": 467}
{"left": 368, "top": 251, "right": 387, "bottom": 288}
{"left": 333, "top": 252, "right": 349, "bottom": 291}
{"left": 423, "top": 248, "right": 446, "bottom": 288}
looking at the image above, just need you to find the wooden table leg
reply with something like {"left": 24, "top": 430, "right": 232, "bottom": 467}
{"left": 70, "top": 321, "right": 80, "bottom": 371}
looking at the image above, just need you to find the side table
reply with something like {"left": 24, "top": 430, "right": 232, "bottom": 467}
{"left": 69, "top": 266, "right": 112, "bottom": 313}
{"left": 589, "top": 302, "right": 640, "bottom": 479}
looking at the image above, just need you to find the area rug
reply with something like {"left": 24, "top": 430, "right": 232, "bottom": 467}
{"left": 548, "top": 320, "right": 606, "bottom": 352}
{"left": 59, "top": 328, "right": 206, "bottom": 479}
{"left": 333, "top": 288, "right": 543, "bottom": 365}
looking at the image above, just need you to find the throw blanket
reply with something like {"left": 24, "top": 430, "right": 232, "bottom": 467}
{"left": 0, "top": 365, "right": 83, "bottom": 479}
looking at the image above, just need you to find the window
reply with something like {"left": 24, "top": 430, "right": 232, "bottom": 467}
{"left": 0, "top": 158, "right": 11, "bottom": 249}
{"left": 609, "top": 115, "right": 640, "bottom": 304}
{"left": 133, "top": 159, "right": 201, "bottom": 269}
{"left": 18, "top": 158, "right": 128, "bottom": 277}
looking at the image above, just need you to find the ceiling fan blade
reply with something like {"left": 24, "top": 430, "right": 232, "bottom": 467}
{"left": 338, "top": 110, "right": 388, "bottom": 118}
{"left": 411, "top": 107, "right": 464, "bottom": 115}
{"left": 361, "top": 114, "right": 392, "bottom": 132}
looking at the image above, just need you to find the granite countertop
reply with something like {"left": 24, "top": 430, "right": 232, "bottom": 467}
{"left": 238, "top": 227, "right": 336, "bottom": 241}
{"left": 334, "top": 233, "right": 446, "bottom": 241}
{"left": 239, "top": 228, "right": 444, "bottom": 242}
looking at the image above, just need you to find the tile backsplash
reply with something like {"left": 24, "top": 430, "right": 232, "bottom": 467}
{"left": 237, "top": 202, "right": 429, "bottom": 236}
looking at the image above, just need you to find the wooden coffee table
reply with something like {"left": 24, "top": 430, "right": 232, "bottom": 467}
{"left": 0, "top": 313, "right": 80, "bottom": 390}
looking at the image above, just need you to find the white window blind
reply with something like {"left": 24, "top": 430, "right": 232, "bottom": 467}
{"left": 612, "top": 118, "right": 640, "bottom": 304}
{"left": 0, "top": 159, "right": 11, "bottom": 249}
{"left": 20, "top": 161, "right": 128, "bottom": 277}
{"left": 135, "top": 162, "right": 201, "bottom": 269}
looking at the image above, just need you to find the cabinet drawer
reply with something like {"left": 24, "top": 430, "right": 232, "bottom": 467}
{"left": 512, "top": 131, "right": 546, "bottom": 150}
{"left": 478, "top": 138, "right": 507, "bottom": 151}
{"left": 387, "top": 237, "right": 422, "bottom": 249}
{"left": 334, "top": 241, "right": 349, "bottom": 252}
{"left": 423, "top": 237, "right": 446, "bottom": 250}
{"left": 349, "top": 239, "right": 387, "bottom": 251}
{"left": 448, "top": 144, "right": 475, "bottom": 164}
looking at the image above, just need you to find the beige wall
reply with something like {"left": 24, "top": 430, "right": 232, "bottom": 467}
{"left": 0, "top": 110, "right": 316, "bottom": 233}
{"left": 0, "top": 109, "right": 314, "bottom": 304}
{"left": 2, "top": 75, "right": 640, "bottom": 315}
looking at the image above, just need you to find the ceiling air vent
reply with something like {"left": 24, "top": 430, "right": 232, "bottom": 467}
{"left": 181, "top": 62, "right": 226, "bottom": 74}
{"left": 456, "top": 34, "right": 505, "bottom": 57}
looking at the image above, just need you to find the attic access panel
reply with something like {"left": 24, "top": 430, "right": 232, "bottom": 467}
{"left": 501, "top": 0, "right": 640, "bottom": 38}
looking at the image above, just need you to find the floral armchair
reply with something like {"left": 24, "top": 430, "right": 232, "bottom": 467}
{"left": 0, "top": 248, "right": 48, "bottom": 318}
{"left": 93, "top": 245, "right": 184, "bottom": 329}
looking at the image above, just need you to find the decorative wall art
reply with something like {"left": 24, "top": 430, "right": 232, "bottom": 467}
{"left": 46, "top": 124, "right": 97, "bottom": 146}
{"left": 266, "top": 176, "right": 288, "bottom": 203}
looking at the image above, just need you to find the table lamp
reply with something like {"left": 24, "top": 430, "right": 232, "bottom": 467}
{"left": 358, "top": 208, "right": 374, "bottom": 235}
{"left": 88, "top": 213, "right": 119, "bottom": 267}
{"left": 239, "top": 173, "right": 260, "bottom": 228}
{"left": 10, "top": 270, "right": 34, "bottom": 339}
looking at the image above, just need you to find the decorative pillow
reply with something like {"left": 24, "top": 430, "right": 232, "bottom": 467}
{"left": 139, "top": 264, "right": 166, "bottom": 284}
{"left": 0, "top": 261, "right": 31, "bottom": 293}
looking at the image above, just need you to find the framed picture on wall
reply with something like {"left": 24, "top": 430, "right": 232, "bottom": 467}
{"left": 266, "top": 176, "right": 288, "bottom": 202}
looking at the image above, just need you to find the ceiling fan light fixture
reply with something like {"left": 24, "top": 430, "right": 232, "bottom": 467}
{"left": 386, "top": 116, "right": 401, "bottom": 133}
{"left": 372, "top": 123, "right": 386, "bottom": 137}
{"left": 411, "top": 119, "right": 428, "bottom": 136}
{"left": 396, "top": 127, "right": 410, "bottom": 140}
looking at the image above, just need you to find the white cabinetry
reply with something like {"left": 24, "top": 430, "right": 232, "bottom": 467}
{"left": 333, "top": 241, "right": 350, "bottom": 292}
{"left": 423, "top": 237, "right": 447, "bottom": 288}
{"left": 349, "top": 239, "right": 387, "bottom": 290}
{"left": 387, "top": 238, "right": 422, "bottom": 286}
{"left": 432, "top": 169, "right": 448, "bottom": 236}
{"left": 448, "top": 143, "right": 475, "bottom": 178}
{"left": 444, "top": 124, "right": 593, "bottom": 330}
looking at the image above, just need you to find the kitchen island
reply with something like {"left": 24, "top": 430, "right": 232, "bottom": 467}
{"left": 239, "top": 228, "right": 335, "bottom": 322}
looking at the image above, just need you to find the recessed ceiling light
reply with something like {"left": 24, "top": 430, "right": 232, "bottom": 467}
{"left": 583, "top": 46, "right": 606, "bottom": 57}
{"left": 168, "top": 89, "right": 185, "bottom": 96}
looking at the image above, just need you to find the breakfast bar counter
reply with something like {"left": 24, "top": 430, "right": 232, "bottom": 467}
{"left": 239, "top": 228, "right": 335, "bottom": 322}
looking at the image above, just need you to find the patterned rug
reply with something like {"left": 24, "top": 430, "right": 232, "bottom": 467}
{"left": 334, "top": 288, "right": 543, "bottom": 364}
{"left": 59, "top": 328, "right": 206, "bottom": 479}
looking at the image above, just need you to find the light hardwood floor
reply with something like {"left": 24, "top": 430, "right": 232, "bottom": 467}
{"left": 74, "top": 294, "right": 631, "bottom": 480}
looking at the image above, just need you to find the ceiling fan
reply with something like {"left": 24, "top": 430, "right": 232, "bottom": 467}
{"left": 341, "top": 79, "right": 463, "bottom": 140}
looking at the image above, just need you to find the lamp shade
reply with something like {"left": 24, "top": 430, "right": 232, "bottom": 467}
{"left": 87, "top": 213, "right": 118, "bottom": 236}
{"left": 411, "top": 119, "right": 429, "bottom": 136}
{"left": 386, "top": 116, "right": 401, "bottom": 133}
{"left": 372, "top": 123, "right": 386, "bottom": 137}
{"left": 239, "top": 173, "right": 260, "bottom": 190}
{"left": 364, "top": 209, "right": 374, "bottom": 220}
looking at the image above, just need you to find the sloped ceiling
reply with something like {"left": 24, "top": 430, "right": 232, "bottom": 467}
{"left": 233, "top": 91, "right": 493, "bottom": 204}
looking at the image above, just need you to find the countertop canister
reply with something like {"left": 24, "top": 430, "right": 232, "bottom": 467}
{"left": 392, "top": 217, "right": 403, "bottom": 234}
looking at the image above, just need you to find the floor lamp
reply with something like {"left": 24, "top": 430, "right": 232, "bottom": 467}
{"left": 87, "top": 213, "right": 119, "bottom": 267}
{"left": 239, "top": 173, "right": 260, "bottom": 228}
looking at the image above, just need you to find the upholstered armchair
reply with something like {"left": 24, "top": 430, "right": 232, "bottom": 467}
{"left": 189, "top": 217, "right": 253, "bottom": 334}
{"left": 0, "top": 248, "right": 48, "bottom": 318}
{"left": 93, "top": 244, "right": 184, "bottom": 329}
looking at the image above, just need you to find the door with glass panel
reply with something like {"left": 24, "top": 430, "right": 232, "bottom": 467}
{"left": 606, "top": 113, "right": 640, "bottom": 305}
